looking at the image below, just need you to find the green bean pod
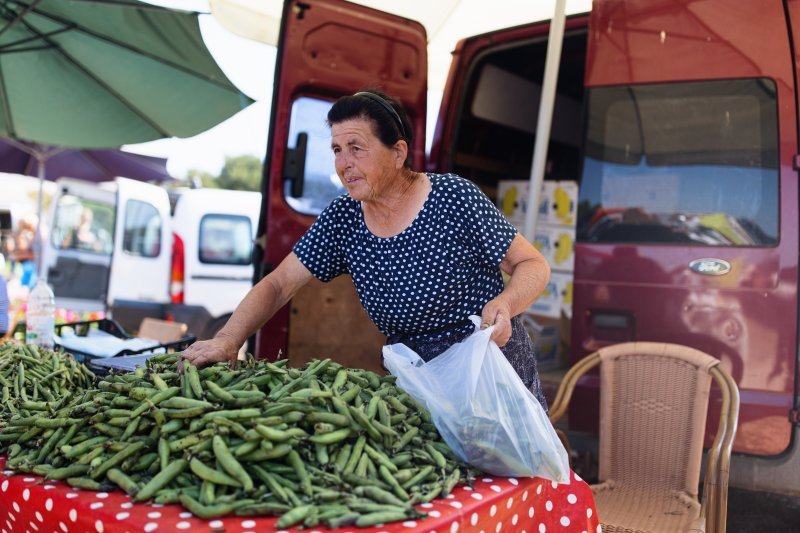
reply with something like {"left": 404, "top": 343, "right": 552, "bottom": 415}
{"left": 211, "top": 435, "right": 253, "bottom": 492}
{"left": 135, "top": 458, "right": 189, "bottom": 502}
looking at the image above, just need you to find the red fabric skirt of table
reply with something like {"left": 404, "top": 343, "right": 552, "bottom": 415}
{"left": 0, "top": 457, "right": 600, "bottom": 533}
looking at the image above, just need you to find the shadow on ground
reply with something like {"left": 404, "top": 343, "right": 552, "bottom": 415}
{"left": 726, "top": 487, "right": 800, "bottom": 533}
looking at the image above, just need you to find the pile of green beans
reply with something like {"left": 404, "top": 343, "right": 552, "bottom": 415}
{"left": 0, "top": 341, "right": 96, "bottom": 420}
{"left": 0, "top": 352, "right": 478, "bottom": 528}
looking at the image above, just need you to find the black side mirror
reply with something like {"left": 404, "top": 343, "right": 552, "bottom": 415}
{"left": 283, "top": 132, "right": 308, "bottom": 198}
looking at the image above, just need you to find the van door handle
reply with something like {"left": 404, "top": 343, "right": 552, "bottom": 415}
{"left": 283, "top": 132, "right": 308, "bottom": 198}
{"left": 48, "top": 269, "right": 63, "bottom": 283}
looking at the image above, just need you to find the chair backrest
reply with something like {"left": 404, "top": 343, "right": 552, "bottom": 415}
{"left": 549, "top": 341, "right": 739, "bottom": 532}
{"left": 596, "top": 342, "right": 718, "bottom": 497}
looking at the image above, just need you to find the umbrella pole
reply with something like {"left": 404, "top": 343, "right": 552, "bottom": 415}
{"left": 523, "top": 0, "right": 567, "bottom": 242}
{"left": 35, "top": 154, "right": 46, "bottom": 283}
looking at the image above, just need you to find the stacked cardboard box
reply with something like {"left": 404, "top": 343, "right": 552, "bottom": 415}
{"left": 497, "top": 180, "right": 578, "bottom": 369}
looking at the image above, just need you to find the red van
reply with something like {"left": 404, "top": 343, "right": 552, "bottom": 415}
{"left": 254, "top": 0, "right": 800, "bottom": 493}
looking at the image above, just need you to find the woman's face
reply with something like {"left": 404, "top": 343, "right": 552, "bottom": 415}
{"left": 331, "top": 117, "right": 404, "bottom": 202}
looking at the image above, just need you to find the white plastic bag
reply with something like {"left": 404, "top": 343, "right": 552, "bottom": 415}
{"left": 383, "top": 316, "right": 570, "bottom": 482}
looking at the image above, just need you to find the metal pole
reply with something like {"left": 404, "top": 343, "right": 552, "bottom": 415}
{"left": 35, "top": 153, "right": 46, "bottom": 282}
{"left": 523, "top": 0, "right": 567, "bottom": 242}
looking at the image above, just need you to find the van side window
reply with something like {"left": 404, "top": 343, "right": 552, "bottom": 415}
{"left": 577, "top": 79, "right": 779, "bottom": 246}
{"left": 52, "top": 195, "right": 113, "bottom": 254}
{"left": 199, "top": 215, "right": 252, "bottom": 265}
{"left": 284, "top": 96, "right": 344, "bottom": 215}
{"left": 449, "top": 30, "right": 588, "bottom": 197}
{"left": 123, "top": 200, "right": 162, "bottom": 257}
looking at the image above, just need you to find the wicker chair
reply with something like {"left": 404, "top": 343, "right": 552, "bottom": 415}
{"left": 549, "top": 342, "right": 739, "bottom": 533}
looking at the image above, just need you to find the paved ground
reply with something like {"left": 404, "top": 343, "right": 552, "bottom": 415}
{"left": 726, "top": 487, "right": 800, "bottom": 532}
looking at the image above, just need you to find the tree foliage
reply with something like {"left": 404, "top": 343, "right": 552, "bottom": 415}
{"left": 186, "top": 168, "right": 216, "bottom": 189}
{"left": 184, "top": 155, "right": 263, "bottom": 191}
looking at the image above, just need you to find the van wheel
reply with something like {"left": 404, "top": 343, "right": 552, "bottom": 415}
{"left": 205, "top": 315, "right": 247, "bottom": 361}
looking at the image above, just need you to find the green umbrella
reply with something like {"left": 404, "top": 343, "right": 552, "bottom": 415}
{"left": 1, "top": 0, "right": 254, "bottom": 279}
{"left": 0, "top": 0, "right": 253, "bottom": 148}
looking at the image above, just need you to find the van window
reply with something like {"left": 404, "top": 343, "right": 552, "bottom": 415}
{"left": 123, "top": 200, "right": 161, "bottom": 257}
{"left": 52, "top": 195, "right": 113, "bottom": 254}
{"left": 577, "top": 79, "right": 779, "bottom": 246}
{"left": 284, "top": 96, "right": 345, "bottom": 215}
{"left": 448, "top": 30, "right": 587, "bottom": 199}
{"left": 0, "top": 210, "right": 11, "bottom": 231}
{"left": 199, "top": 215, "right": 252, "bottom": 265}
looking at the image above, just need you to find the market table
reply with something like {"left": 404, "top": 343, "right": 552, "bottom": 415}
{"left": 0, "top": 458, "right": 599, "bottom": 533}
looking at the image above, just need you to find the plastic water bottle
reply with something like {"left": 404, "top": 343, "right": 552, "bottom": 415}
{"left": 26, "top": 279, "right": 55, "bottom": 350}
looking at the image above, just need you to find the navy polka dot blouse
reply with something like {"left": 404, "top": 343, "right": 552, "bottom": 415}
{"left": 293, "top": 173, "right": 518, "bottom": 339}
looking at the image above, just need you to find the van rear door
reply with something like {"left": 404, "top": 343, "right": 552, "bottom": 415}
{"left": 45, "top": 178, "right": 116, "bottom": 314}
{"left": 106, "top": 178, "right": 171, "bottom": 311}
{"left": 573, "top": 0, "right": 799, "bottom": 456}
{"left": 255, "top": 0, "right": 427, "bottom": 369}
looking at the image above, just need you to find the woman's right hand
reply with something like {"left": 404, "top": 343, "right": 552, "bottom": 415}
{"left": 180, "top": 335, "right": 240, "bottom": 368}
{"left": 179, "top": 253, "right": 314, "bottom": 369}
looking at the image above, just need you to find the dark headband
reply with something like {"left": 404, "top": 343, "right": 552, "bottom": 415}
{"left": 353, "top": 91, "right": 407, "bottom": 139}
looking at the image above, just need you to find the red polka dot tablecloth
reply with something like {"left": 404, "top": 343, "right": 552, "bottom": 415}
{"left": 0, "top": 457, "right": 600, "bottom": 533}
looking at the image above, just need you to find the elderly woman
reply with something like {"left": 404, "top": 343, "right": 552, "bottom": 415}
{"left": 181, "top": 89, "right": 551, "bottom": 408}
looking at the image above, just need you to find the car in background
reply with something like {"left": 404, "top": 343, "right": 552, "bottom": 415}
{"left": 42, "top": 178, "right": 261, "bottom": 340}
{"left": 165, "top": 187, "right": 261, "bottom": 339}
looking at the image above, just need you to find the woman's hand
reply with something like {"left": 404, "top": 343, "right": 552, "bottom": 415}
{"left": 180, "top": 334, "right": 240, "bottom": 368}
{"left": 481, "top": 298, "right": 513, "bottom": 347}
{"left": 480, "top": 233, "right": 550, "bottom": 348}
{"left": 180, "top": 253, "right": 314, "bottom": 369}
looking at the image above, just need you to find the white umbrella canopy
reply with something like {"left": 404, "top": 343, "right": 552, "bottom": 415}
{"left": 209, "top": 0, "right": 592, "bottom": 90}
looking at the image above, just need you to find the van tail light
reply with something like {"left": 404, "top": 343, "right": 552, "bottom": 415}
{"left": 170, "top": 232, "right": 185, "bottom": 304}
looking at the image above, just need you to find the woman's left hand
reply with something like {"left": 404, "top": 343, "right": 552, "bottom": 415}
{"left": 480, "top": 299, "right": 513, "bottom": 347}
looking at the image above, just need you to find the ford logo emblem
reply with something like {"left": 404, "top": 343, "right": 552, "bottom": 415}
{"left": 688, "top": 258, "right": 731, "bottom": 276}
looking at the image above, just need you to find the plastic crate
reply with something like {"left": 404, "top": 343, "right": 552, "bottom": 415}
{"left": 14, "top": 318, "right": 196, "bottom": 370}
{"left": 13, "top": 318, "right": 126, "bottom": 342}
{"left": 56, "top": 318, "right": 131, "bottom": 341}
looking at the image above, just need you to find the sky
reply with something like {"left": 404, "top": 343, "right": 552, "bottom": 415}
{"left": 123, "top": 1, "right": 277, "bottom": 179}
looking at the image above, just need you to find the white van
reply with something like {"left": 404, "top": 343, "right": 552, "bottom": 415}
{"left": 43, "top": 178, "right": 260, "bottom": 339}
{"left": 166, "top": 188, "right": 261, "bottom": 338}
